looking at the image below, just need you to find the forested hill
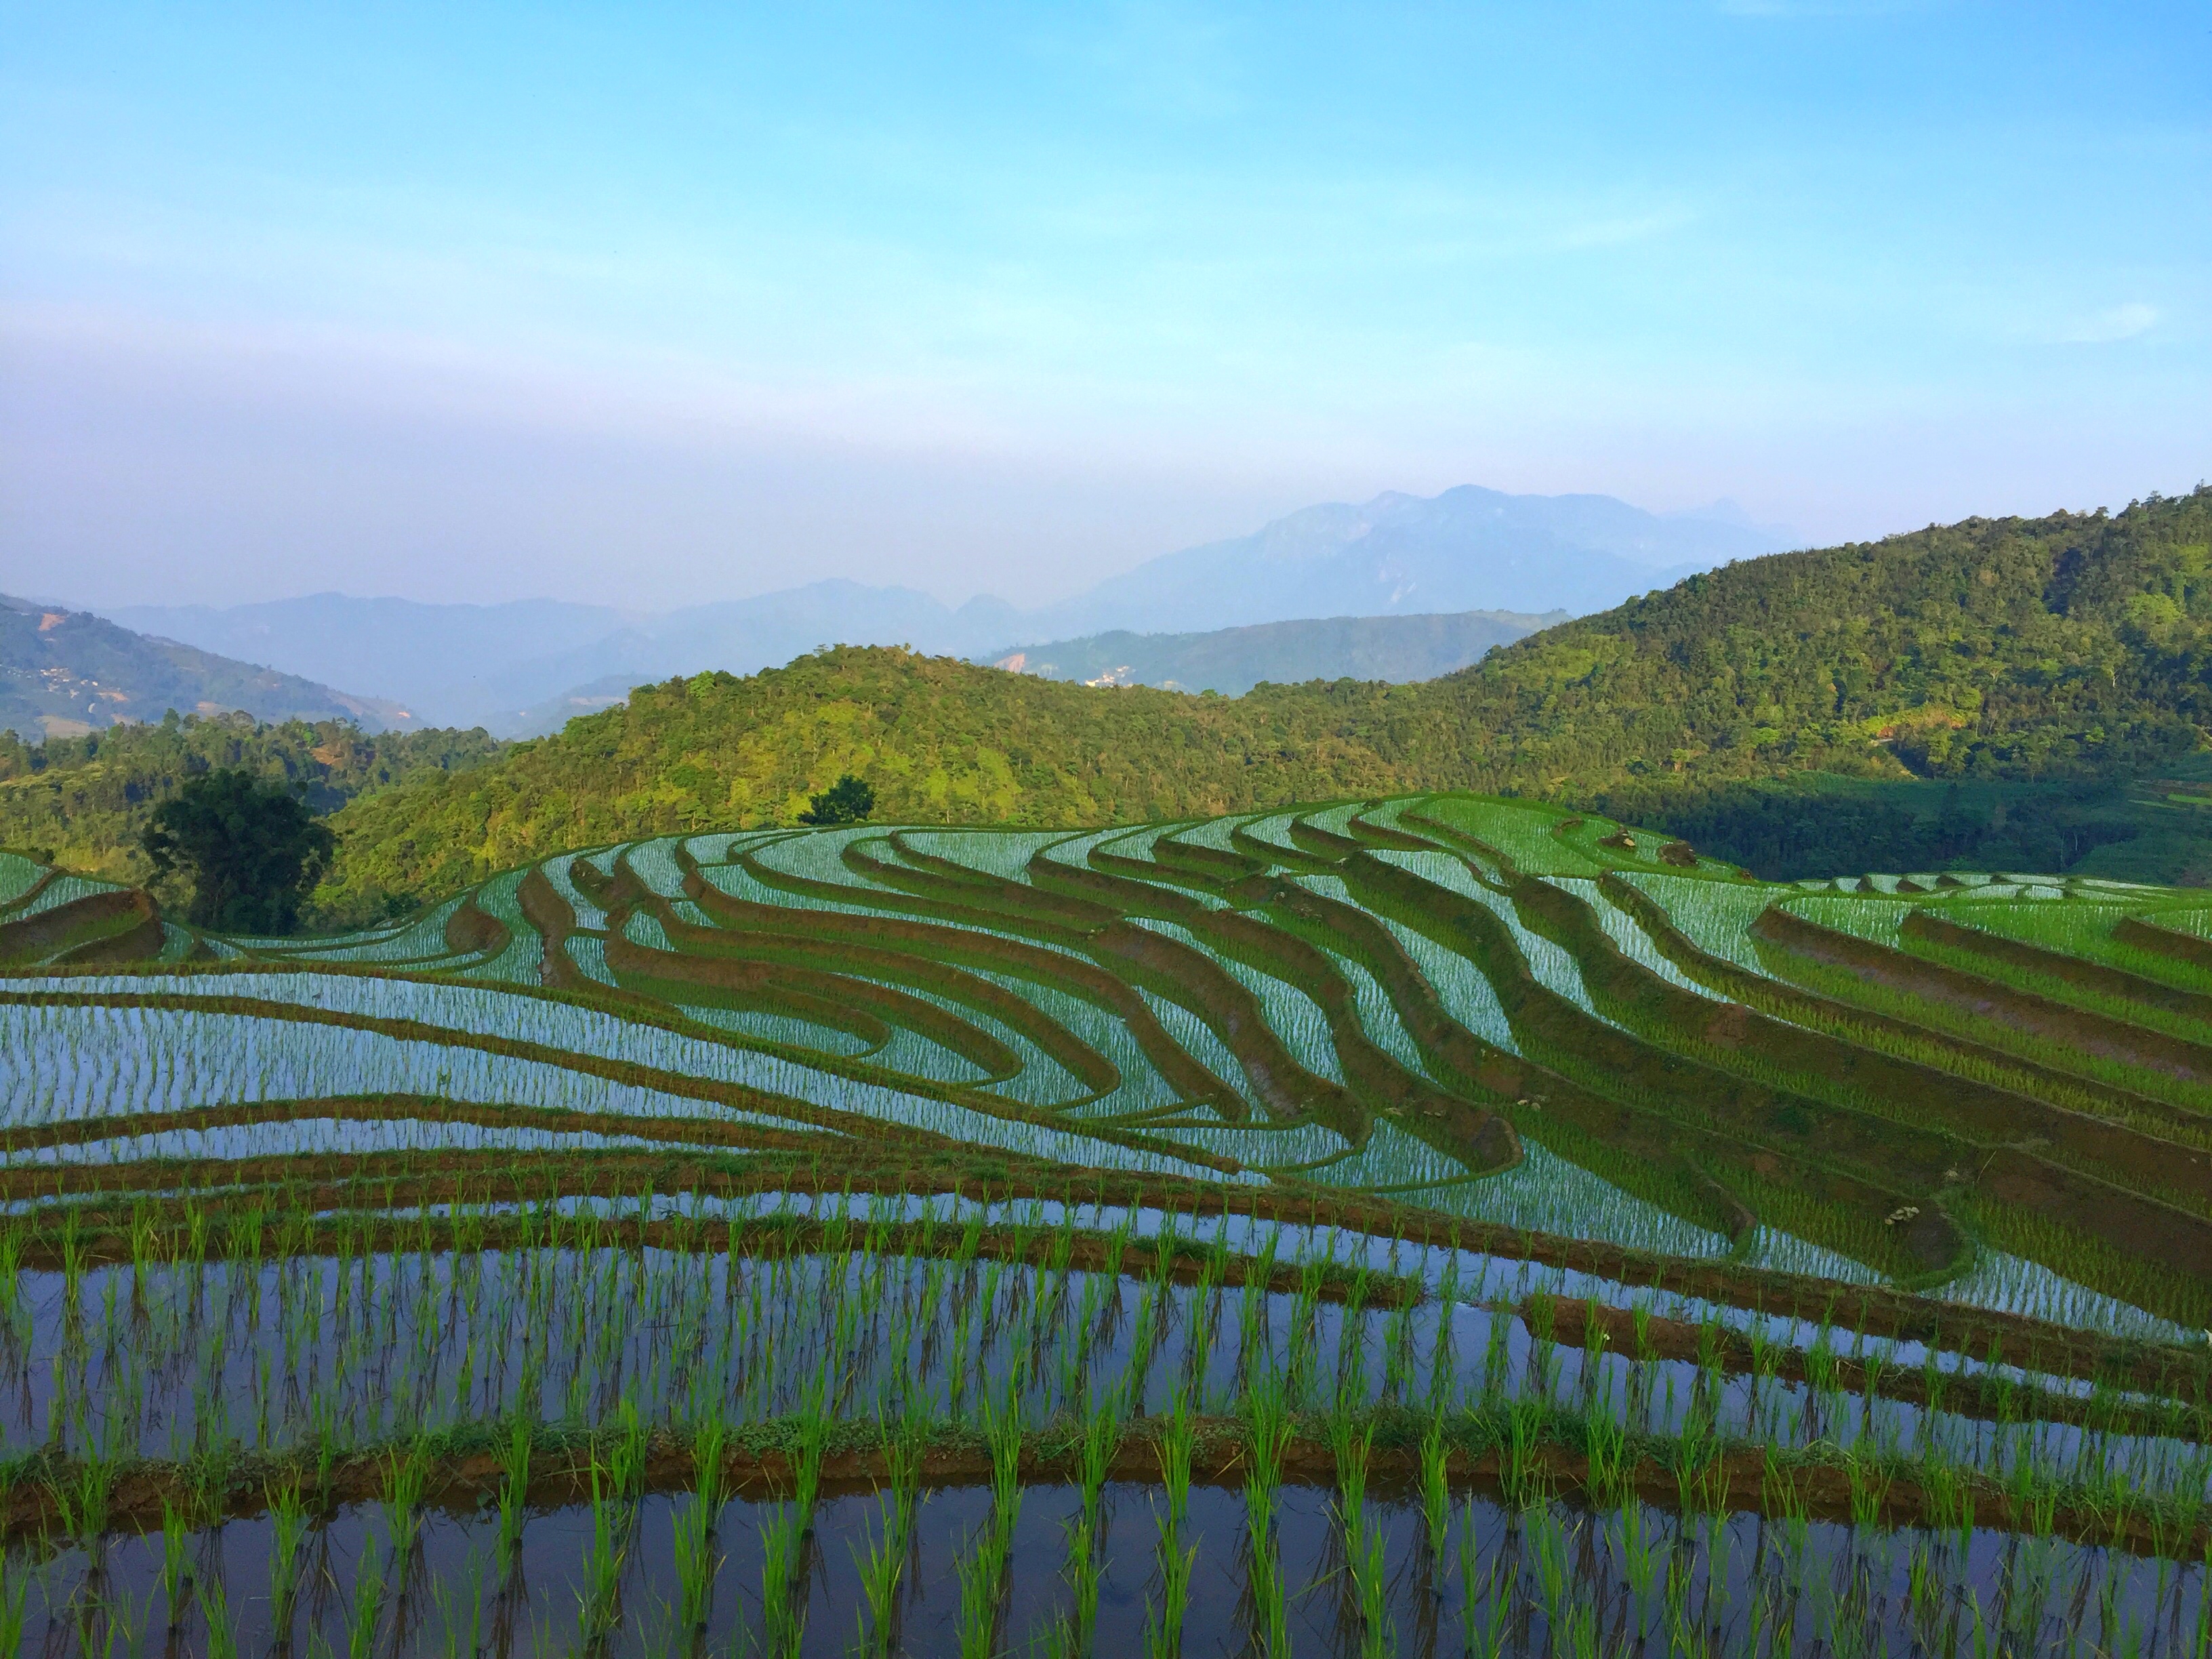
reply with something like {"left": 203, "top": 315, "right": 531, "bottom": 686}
{"left": 315, "top": 487, "right": 2212, "bottom": 910}
{"left": 0, "top": 714, "right": 501, "bottom": 912}
{"left": 1455, "top": 484, "right": 2212, "bottom": 787}
{"left": 318, "top": 650, "right": 1429, "bottom": 907}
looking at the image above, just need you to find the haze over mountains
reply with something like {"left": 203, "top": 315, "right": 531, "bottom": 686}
{"left": 98, "top": 486, "right": 1790, "bottom": 735}
{"left": 0, "top": 594, "right": 409, "bottom": 742}
{"left": 989, "top": 609, "right": 1570, "bottom": 695}
{"left": 1006, "top": 485, "right": 1786, "bottom": 637}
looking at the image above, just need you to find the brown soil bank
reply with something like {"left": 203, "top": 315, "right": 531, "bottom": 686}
{"left": 680, "top": 854, "right": 1235, "bottom": 1112}
{"left": 1757, "top": 904, "right": 2212, "bottom": 1088}
{"left": 0, "top": 887, "right": 162, "bottom": 966}
{"left": 7, "top": 1415, "right": 2198, "bottom": 1563}
{"left": 16, "top": 1153, "right": 2207, "bottom": 1399}
{"left": 1906, "top": 907, "right": 2212, "bottom": 1026}
{"left": 1542, "top": 875, "right": 2212, "bottom": 1203}
{"left": 1600, "top": 872, "right": 2212, "bottom": 1147}
{"left": 442, "top": 895, "right": 510, "bottom": 958}
{"left": 2119, "top": 916, "right": 2212, "bottom": 975}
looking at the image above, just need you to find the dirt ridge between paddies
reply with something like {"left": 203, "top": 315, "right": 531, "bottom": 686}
{"left": 0, "top": 886, "right": 163, "bottom": 966}
{"left": 1372, "top": 803, "right": 2212, "bottom": 1310}
{"left": 1759, "top": 902, "right": 2212, "bottom": 1089}
{"left": 1598, "top": 869, "right": 2212, "bottom": 1147}
{"left": 20, "top": 1154, "right": 2209, "bottom": 1399}
{"left": 1032, "top": 840, "right": 1517, "bottom": 1162}
{"left": 1336, "top": 839, "right": 1960, "bottom": 1279}
{"left": 8, "top": 1406, "right": 2200, "bottom": 1564}
{"left": 1907, "top": 906, "right": 2212, "bottom": 1028}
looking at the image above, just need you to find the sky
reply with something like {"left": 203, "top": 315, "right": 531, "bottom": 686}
{"left": 2, "top": 1, "right": 2206, "bottom": 611}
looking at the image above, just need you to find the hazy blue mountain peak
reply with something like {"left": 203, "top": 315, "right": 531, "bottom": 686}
{"left": 81, "top": 483, "right": 1789, "bottom": 735}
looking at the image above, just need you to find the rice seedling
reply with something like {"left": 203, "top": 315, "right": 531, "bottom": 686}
{"left": 1459, "top": 1510, "right": 1517, "bottom": 1659}
{"left": 0, "top": 1563, "right": 28, "bottom": 1659}
{"left": 1350, "top": 1517, "right": 1395, "bottom": 1658}
{"left": 1078, "top": 1384, "right": 1120, "bottom": 1537}
{"left": 1155, "top": 1384, "right": 1195, "bottom": 1531}
{"left": 673, "top": 1412, "right": 727, "bottom": 1636}
{"left": 757, "top": 1459, "right": 816, "bottom": 1659}
{"left": 266, "top": 1475, "right": 310, "bottom": 1637}
{"left": 575, "top": 1453, "right": 630, "bottom": 1652}
{"left": 493, "top": 1412, "right": 532, "bottom": 1565}
{"left": 1244, "top": 1504, "right": 1288, "bottom": 1658}
{"left": 426, "top": 1551, "right": 489, "bottom": 1659}
{"left": 382, "top": 1438, "right": 432, "bottom": 1569}
{"left": 1059, "top": 1512, "right": 1107, "bottom": 1659}
{"left": 346, "top": 1538, "right": 387, "bottom": 1659}
{"left": 1419, "top": 1405, "right": 1452, "bottom": 1563}
{"left": 1145, "top": 1531, "right": 1199, "bottom": 1659}
{"left": 193, "top": 1560, "right": 240, "bottom": 1659}
{"left": 955, "top": 1520, "right": 1007, "bottom": 1659}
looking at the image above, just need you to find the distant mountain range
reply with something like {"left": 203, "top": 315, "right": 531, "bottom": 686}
{"left": 1001, "top": 485, "right": 1788, "bottom": 640}
{"left": 0, "top": 594, "right": 411, "bottom": 742}
{"left": 987, "top": 608, "right": 1568, "bottom": 695}
{"left": 94, "top": 485, "right": 1793, "bottom": 735}
{"left": 97, "top": 593, "right": 633, "bottom": 738}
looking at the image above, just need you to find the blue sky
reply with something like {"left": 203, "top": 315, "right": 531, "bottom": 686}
{"left": 2, "top": 2, "right": 2205, "bottom": 609}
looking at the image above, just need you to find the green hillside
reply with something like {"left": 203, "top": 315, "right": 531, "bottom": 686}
{"left": 1459, "top": 485, "right": 2212, "bottom": 787}
{"left": 314, "top": 648, "right": 1428, "bottom": 910}
{"left": 0, "top": 711, "right": 500, "bottom": 918}
{"left": 317, "top": 489, "right": 2212, "bottom": 912}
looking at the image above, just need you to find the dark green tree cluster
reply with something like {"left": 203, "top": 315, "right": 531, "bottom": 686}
{"left": 1588, "top": 777, "right": 2145, "bottom": 882}
{"left": 142, "top": 769, "right": 337, "bottom": 933}
{"left": 798, "top": 774, "right": 876, "bottom": 825}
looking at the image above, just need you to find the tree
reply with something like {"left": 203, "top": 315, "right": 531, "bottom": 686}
{"left": 140, "top": 769, "right": 337, "bottom": 933}
{"left": 798, "top": 773, "right": 876, "bottom": 826}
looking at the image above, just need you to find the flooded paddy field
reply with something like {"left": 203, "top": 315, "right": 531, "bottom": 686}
{"left": 7, "top": 794, "right": 2212, "bottom": 1652}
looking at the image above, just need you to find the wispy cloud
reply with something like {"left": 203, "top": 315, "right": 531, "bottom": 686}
{"left": 1547, "top": 209, "right": 1702, "bottom": 253}
{"left": 2055, "top": 303, "right": 2159, "bottom": 344}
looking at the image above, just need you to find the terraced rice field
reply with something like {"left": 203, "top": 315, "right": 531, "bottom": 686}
{"left": 7, "top": 794, "right": 2212, "bottom": 1654}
